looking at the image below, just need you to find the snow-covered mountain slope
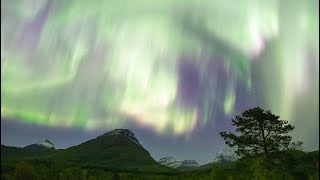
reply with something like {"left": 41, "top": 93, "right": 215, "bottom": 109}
{"left": 100, "top": 129, "right": 141, "bottom": 146}
{"left": 158, "top": 156, "right": 183, "bottom": 168}
{"left": 38, "top": 139, "right": 55, "bottom": 148}
{"left": 209, "top": 148, "right": 238, "bottom": 164}
{"left": 24, "top": 139, "right": 55, "bottom": 150}
{"left": 180, "top": 160, "right": 199, "bottom": 167}
{"left": 158, "top": 157, "right": 199, "bottom": 169}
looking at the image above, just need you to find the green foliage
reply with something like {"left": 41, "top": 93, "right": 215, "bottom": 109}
{"left": 250, "top": 156, "right": 271, "bottom": 179}
{"left": 220, "top": 107, "right": 295, "bottom": 157}
{"left": 1, "top": 151, "right": 319, "bottom": 180}
{"left": 210, "top": 167, "right": 228, "bottom": 180}
{"left": 14, "top": 161, "right": 36, "bottom": 180}
{"left": 308, "top": 172, "right": 319, "bottom": 180}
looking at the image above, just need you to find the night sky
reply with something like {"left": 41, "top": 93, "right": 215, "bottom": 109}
{"left": 1, "top": 0, "right": 319, "bottom": 164}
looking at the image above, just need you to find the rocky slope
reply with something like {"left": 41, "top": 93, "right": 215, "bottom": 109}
{"left": 24, "top": 139, "right": 55, "bottom": 150}
{"left": 209, "top": 148, "right": 238, "bottom": 164}
{"left": 158, "top": 156, "right": 183, "bottom": 168}
{"left": 158, "top": 157, "right": 199, "bottom": 169}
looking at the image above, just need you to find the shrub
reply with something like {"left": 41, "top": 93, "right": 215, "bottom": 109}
{"left": 14, "top": 161, "right": 36, "bottom": 180}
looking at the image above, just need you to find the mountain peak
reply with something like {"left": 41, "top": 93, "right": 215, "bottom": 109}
{"left": 101, "top": 129, "right": 140, "bottom": 145}
{"left": 209, "top": 148, "right": 238, "bottom": 164}
{"left": 24, "top": 139, "right": 55, "bottom": 150}
{"left": 109, "top": 129, "right": 133, "bottom": 134}
{"left": 158, "top": 157, "right": 199, "bottom": 169}
{"left": 158, "top": 156, "right": 183, "bottom": 168}
{"left": 37, "top": 139, "right": 55, "bottom": 148}
{"left": 159, "top": 156, "right": 176, "bottom": 161}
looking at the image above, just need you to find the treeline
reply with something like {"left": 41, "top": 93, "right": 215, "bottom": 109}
{"left": 1, "top": 150, "right": 319, "bottom": 180}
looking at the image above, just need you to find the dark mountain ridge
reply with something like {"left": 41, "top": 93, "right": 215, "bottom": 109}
{"left": 1, "top": 129, "right": 174, "bottom": 173}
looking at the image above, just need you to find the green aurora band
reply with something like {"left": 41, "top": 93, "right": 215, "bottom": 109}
{"left": 1, "top": 0, "right": 319, "bottom": 143}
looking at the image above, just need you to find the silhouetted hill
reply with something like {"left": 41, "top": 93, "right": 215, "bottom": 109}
{"left": 1, "top": 144, "right": 55, "bottom": 163}
{"left": 24, "top": 139, "right": 55, "bottom": 151}
{"left": 1, "top": 129, "right": 175, "bottom": 174}
{"left": 49, "top": 129, "right": 173, "bottom": 172}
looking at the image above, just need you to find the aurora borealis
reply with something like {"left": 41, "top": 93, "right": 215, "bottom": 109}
{"left": 1, "top": 0, "right": 319, "bottom": 156}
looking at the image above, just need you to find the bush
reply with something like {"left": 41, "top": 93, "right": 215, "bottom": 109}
{"left": 210, "top": 167, "right": 227, "bottom": 180}
{"left": 14, "top": 161, "right": 36, "bottom": 180}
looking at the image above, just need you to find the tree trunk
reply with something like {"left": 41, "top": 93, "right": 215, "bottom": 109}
{"left": 260, "top": 121, "right": 269, "bottom": 157}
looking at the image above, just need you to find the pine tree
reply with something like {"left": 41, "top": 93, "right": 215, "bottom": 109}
{"left": 220, "top": 107, "right": 295, "bottom": 157}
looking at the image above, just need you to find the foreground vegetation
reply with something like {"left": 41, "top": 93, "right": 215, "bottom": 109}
{"left": 1, "top": 149, "right": 318, "bottom": 180}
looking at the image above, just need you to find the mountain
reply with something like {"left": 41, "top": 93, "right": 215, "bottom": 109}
{"left": 180, "top": 160, "right": 199, "bottom": 167}
{"left": 1, "top": 144, "right": 55, "bottom": 163}
{"left": 209, "top": 148, "right": 238, "bottom": 164}
{"left": 104, "top": 129, "right": 141, "bottom": 146}
{"left": 24, "top": 139, "right": 55, "bottom": 150}
{"left": 158, "top": 156, "right": 183, "bottom": 168}
{"left": 1, "top": 129, "right": 174, "bottom": 173}
{"left": 49, "top": 129, "right": 174, "bottom": 172}
{"left": 158, "top": 157, "right": 199, "bottom": 170}
{"left": 176, "top": 160, "right": 200, "bottom": 171}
